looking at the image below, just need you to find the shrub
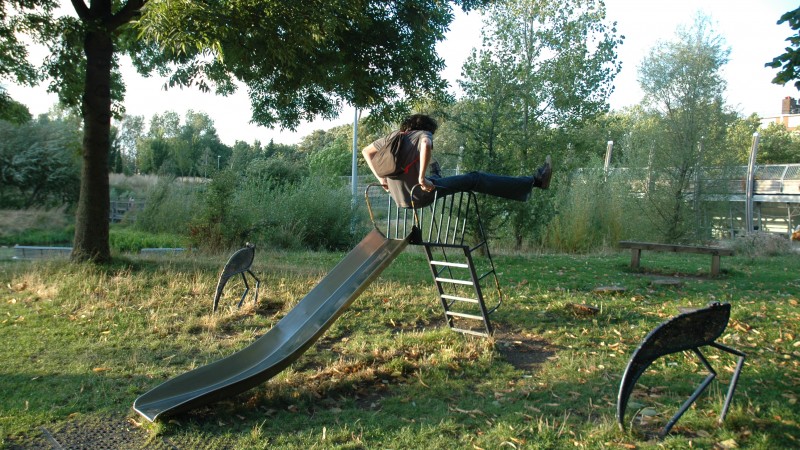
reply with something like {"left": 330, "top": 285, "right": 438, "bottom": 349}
{"left": 543, "top": 167, "right": 626, "bottom": 252}
{"left": 244, "top": 158, "right": 307, "bottom": 186}
{"left": 133, "top": 177, "right": 202, "bottom": 234}
{"left": 189, "top": 170, "right": 249, "bottom": 252}
{"left": 109, "top": 227, "right": 188, "bottom": 253}
{"left": 243, "top": 177, "right": 360, "bottom": 251}
{"left": 729, "top": 232, "right": 793, "bottom": 257}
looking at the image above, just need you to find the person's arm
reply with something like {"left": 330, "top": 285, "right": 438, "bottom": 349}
{"left": 418, "top": 134, "right": 434, "bottom": 192}
{"left": 361, "top": 143, "right": 389, "bottom": 191}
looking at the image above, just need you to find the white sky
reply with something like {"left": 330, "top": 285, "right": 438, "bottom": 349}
{"left": 4, "top": 0, "right": 799, "bottom": 145}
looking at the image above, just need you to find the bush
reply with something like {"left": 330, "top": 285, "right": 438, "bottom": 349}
{"left": 188, "top": 170, "right": 249, "bottom": 252}
{"left": 133, "top": 177, "right": 202, "bottom": 234}
{"left": 729, "top": 232, "right": 793, "bottom": 257}
{"left": 242, "top": 177, "right": 361, "bottom": 251}
{"left": 543, "top": 167, "right": 626, "bottom": 252}
{"left": 109, "top": 227, "right": 188, "bottom": 253}
{"left": 244, "top": 158, "right": 307, "bottom": 186}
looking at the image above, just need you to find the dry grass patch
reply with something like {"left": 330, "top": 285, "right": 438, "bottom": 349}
{"left": 0, "top": 207, "right": 70, "bottom": 235}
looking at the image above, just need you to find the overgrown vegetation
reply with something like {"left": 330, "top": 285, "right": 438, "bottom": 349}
{"left": 0, "top": 247, "right": 797, "bottom": 449}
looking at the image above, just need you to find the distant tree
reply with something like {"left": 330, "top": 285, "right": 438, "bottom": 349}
{"left": 137, "top": 112, "right": 178, "bottom": 174}
{"left": 724, "top": 114, "right": 761, "bottom": 165}
{"left": 455, "top": 0, "right": 622, "bottom": 247}
{"left": 758, "top": 122, "right": 800, "bottom": 164}
{"left": 229, "top": 140, "right": 263, "bottom": 175}
{"left": 0, "top": 87, "right": 32, "bottom": 124}
{"left": 631, "top": 14, "right": 734, "bottom": 242}
{"left": 308, "top": 133, "right": 352, "bottom": 178}
{"left": 766, "top": 7, "right": 800, "bottom": 89}
{"left": 176, "top": 111, "right": 229, "bottom": 177}
{"left": 0, "top": 116, "right": 81, "bottom": 208}
{"left": 115, "top": 114, "right": 145, "bottom": 174}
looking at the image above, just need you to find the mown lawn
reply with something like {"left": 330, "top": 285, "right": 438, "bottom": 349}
{"left": 0, "top": 246, "right": 798, "bottom": 449}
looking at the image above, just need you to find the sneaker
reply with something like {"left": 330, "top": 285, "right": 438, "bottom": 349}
{"left": 533, "top": 155, "right": 552, "bottom": 189}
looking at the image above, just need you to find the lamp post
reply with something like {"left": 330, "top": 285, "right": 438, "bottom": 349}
{"left": 217, "top": 155, "right": 220, "bottom": 170}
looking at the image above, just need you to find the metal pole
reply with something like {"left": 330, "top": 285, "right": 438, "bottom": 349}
{"left": 351, "top": 108, "right": 359, "bottom": 206}
{"left": 745, "top": 132, "right": 759, "bottom": 233}
{"left": 604, "top": 140, "right": 613, "bottom": 174}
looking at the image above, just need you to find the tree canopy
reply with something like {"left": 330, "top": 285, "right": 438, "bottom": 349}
{"left": 136, "top": 0, "right": 491, "bottom": 129}
{"left": 629, "top": 14, "right": 735, "bottom": 242}
{"left": 3, "top": 0, "right": 490, "bottom": 262}
{"left": 766, "top": 6, "right": 800, "bottom": 90}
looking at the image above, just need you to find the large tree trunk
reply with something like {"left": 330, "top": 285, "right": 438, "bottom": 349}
{"left": 72, "top": 27, "right": 113, "bottom": 263}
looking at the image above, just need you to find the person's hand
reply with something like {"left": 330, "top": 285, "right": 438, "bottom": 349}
{"left": 419, "top": 179, "right": 435, "bottom": 192}
{"left": 380, "top": 178, "right": 389, "bottom": 192}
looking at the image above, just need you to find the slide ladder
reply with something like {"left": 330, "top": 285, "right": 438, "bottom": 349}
{"left": 365, "top": 185, "right": 502, "bottom": 337}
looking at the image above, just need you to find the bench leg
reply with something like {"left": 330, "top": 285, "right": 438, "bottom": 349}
{"left": 630, "top": 249, "right": 641, "bottom": 269}
{"left": 711, "top": 255, "right": 721, "bottom": 276}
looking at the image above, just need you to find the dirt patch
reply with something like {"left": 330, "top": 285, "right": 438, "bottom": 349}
{"left": 494, "top": 330, "right": 555, "bottom": 372}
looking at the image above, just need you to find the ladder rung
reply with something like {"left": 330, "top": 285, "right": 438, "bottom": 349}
{"left": 441, "top": 294, "right": 479, "bottom": 304}
{"left": 430, "top": 260, "right": 469, "bottom": 268}
{"left": 450, "top": 327, "right": 490, "bottom": 337}
{"left": 436, "top": 277, "right": 473, "bottom": 286}
{"left": 446, "top": 311, "right": 484, "bottom": 321}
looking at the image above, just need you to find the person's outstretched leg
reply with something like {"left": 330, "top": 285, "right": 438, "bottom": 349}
{"left": 431, "top": 155, "right": 551, "bottom": 201}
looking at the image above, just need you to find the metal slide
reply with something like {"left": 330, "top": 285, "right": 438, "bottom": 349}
{"left": 133, "top": 229, "right": 410, "bottom": 422}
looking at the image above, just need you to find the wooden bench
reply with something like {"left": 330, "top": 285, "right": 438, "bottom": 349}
{"left": 618, "top": 241, "right": 734, "bottom": 276}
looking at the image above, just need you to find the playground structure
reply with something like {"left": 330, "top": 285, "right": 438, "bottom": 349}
{"left": 212, "top": 243, "right": 260, "bottom": 313}
{"left": 134, "top": 229, "right": 410, "bottom": 421}
{"left": 617, "top": 302, "right": 746, "bottom": 438}
{"left": 364, "top": 184, "right": 503, "bottom": 337}
{"left": 134, "top": 186, "right": 745, "bottom": 437}
{"left": 134, "top": 185, "right": 501, "bottom": 421}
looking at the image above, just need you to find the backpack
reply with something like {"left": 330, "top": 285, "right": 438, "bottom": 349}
{"left": 372, "top": 131, "right": 420, "bottom": 177}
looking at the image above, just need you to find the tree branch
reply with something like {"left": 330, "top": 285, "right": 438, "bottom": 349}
{"left": 108, "top": 0, "right": 147, "bottom": 32}
{"left": 70, "top": 0, "right": 90, "bottom": 21}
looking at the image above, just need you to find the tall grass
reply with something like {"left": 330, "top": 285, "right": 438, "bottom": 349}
{"left": 543, "top": 168, "right": 627, "bottom": 252}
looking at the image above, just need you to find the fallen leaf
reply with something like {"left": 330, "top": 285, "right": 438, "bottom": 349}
{"left": 92, "top": 367, "right": 111, "bottom": 373}
{"left": 715, "top": 438, "right": 738, "bottom": 449}
{"left": 640, "top": 407, "right": 659, "bottom": 417}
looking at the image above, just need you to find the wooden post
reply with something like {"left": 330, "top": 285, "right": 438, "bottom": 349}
{"left": 630, "top": 248, "right": 641, "bottom": 269}
{"left": 711, "top": 255, "right": 721, "bottom": 276}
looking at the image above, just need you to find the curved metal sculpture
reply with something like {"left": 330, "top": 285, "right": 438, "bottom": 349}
{"left": 212, "top": 243, "right": 261, "bottom": 313}
{"left": 617, "top": 302, "right": 746, "bottom": 438}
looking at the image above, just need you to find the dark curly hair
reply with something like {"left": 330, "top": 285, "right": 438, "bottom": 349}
{"left": 399, "top": 114, "right": 438, "bottom": 134}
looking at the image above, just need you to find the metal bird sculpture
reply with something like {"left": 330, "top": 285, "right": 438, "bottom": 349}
{"left": 617, "top": 302, "right": 745, "bottom": 438}
{"left": 212, "top": 242, "right": 261, "bottom": 313}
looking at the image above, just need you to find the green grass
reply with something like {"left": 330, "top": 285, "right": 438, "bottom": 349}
{"left": 1, "top": 247, "right": 798, "bottom": 449}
